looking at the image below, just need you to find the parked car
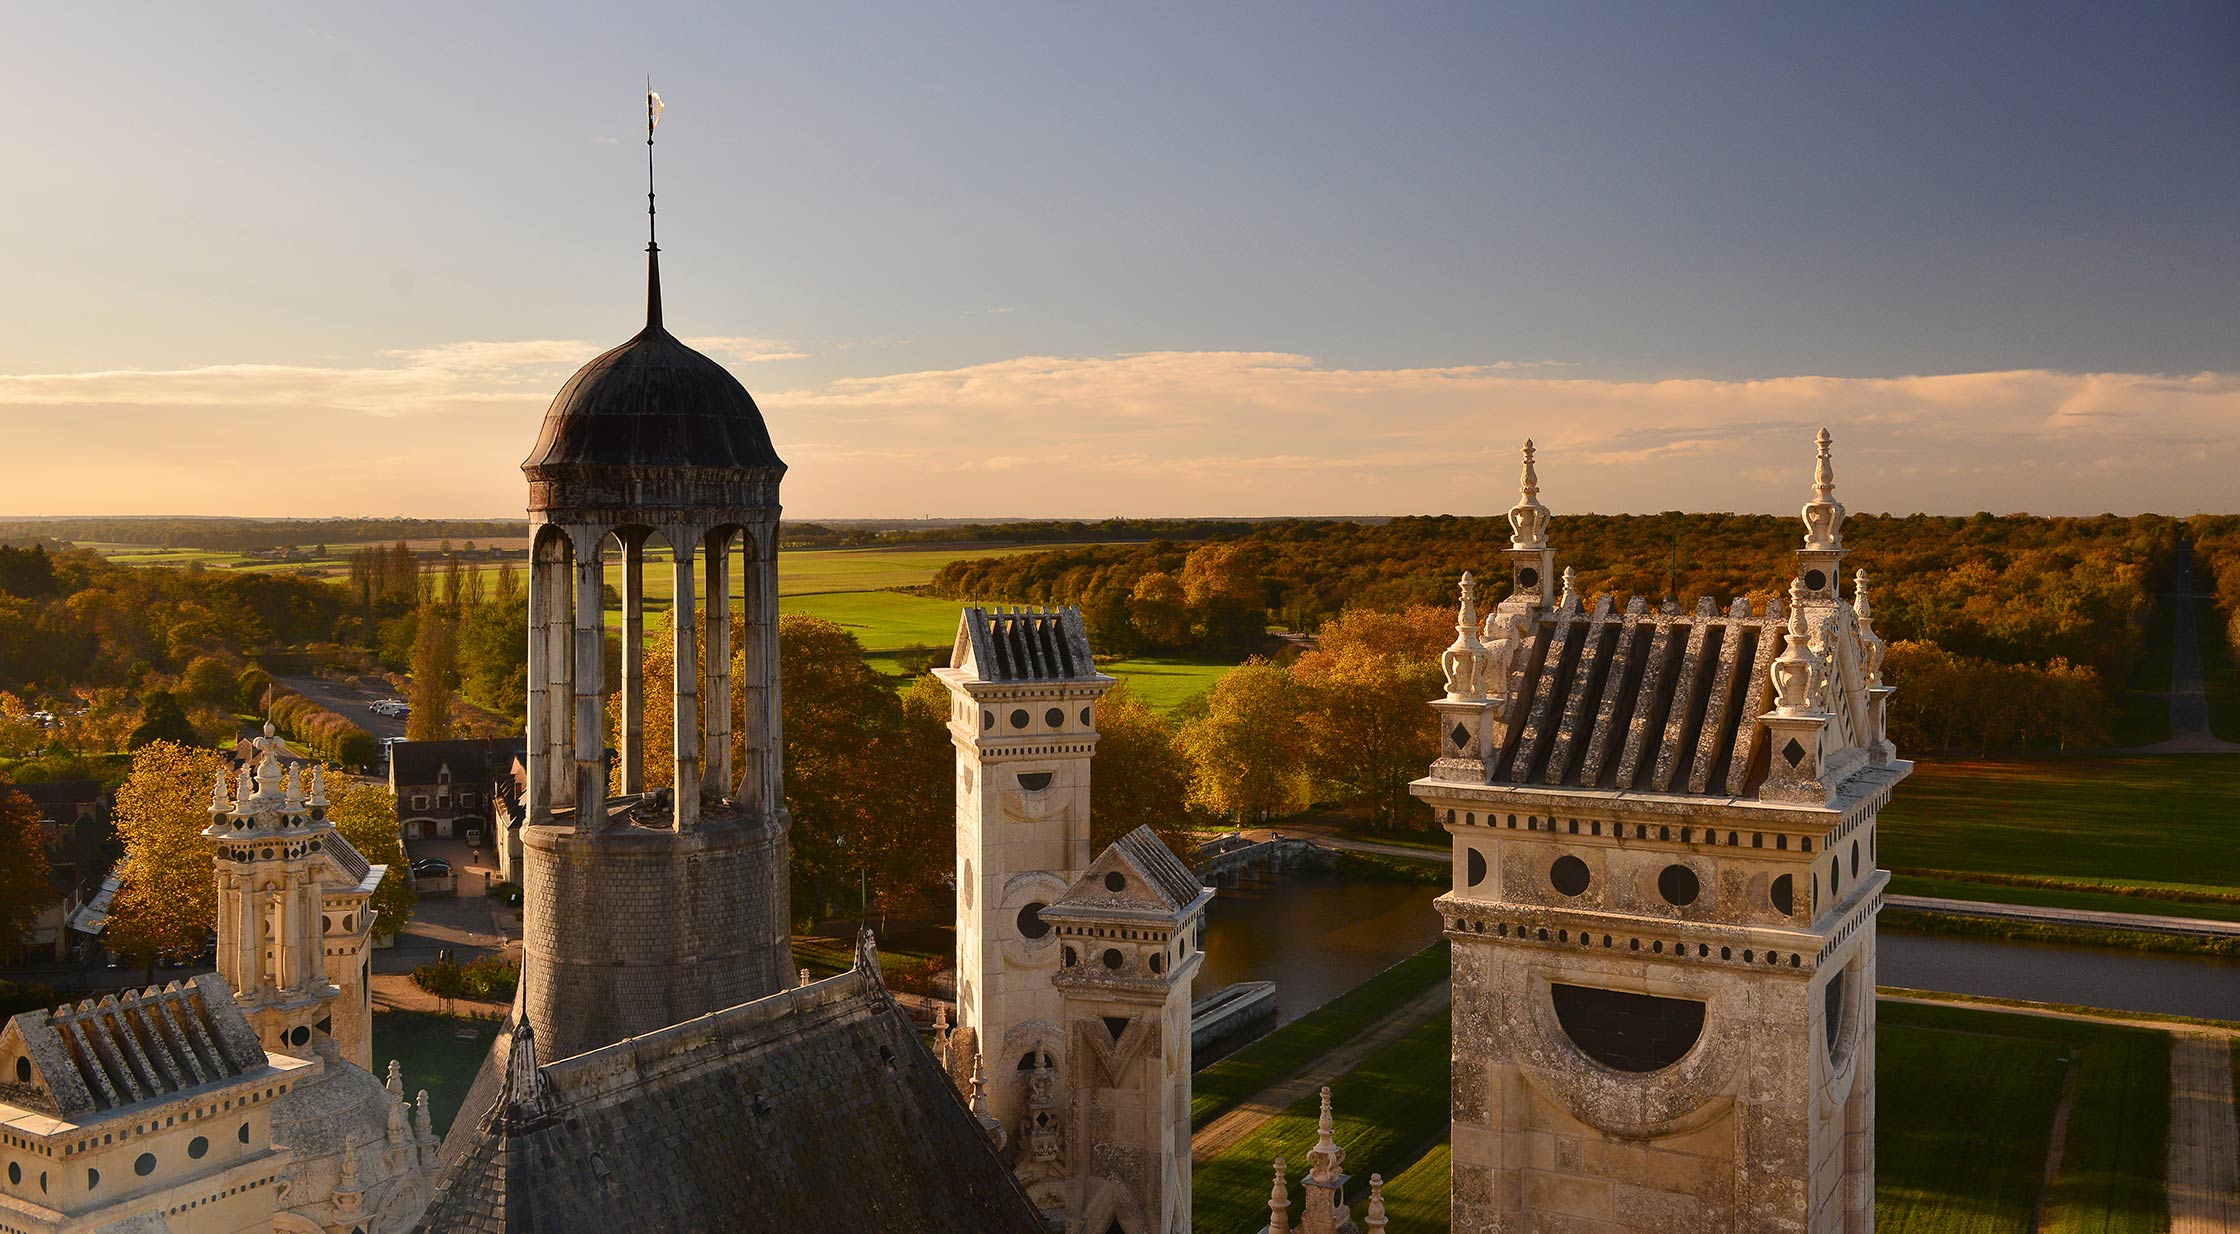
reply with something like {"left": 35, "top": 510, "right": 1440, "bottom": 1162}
{"left": 410, "top": 857, "right": 452, "bottom": 878}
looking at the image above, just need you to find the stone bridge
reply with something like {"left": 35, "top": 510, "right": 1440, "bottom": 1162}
{"left": 1193, "top": 835, "right": 1332, "bottom": 887}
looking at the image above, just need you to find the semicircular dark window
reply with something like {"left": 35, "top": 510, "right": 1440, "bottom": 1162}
{"left": 1550, "top": 983, "right": 1706, "bottom": 1073}
{"left": 1466, "top": 848, "right": 1487, "bottom": 887}
{"left": 1016, "top": 772, "right": 1054, "bottom": 793}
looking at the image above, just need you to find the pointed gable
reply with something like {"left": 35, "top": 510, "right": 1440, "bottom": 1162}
{"left": 952, "top": 606, "right": 1098, "bottom": 683}
{"left": 0, "top": 974, "right": 270, "bottom": 1118}
{"left": 1048, "top": 825, "right": 1208, "bottom": 919}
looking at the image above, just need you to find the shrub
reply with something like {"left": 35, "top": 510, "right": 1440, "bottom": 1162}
{"left": 410, "top": 955, "right": 518, "bottom": 1004}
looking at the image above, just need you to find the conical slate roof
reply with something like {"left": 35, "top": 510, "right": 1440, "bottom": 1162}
{"left": 523, "top": 247, "right": 784, "bottom": 474}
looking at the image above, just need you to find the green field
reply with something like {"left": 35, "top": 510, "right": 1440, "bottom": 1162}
{"left": 2198, "top": 595, "right": 2240, "bottom": 743}
{"left": 1193, "top": 941, "right": 1449, "bottom": 1126}
{"left": 1192, "top": 1011, "right": 1452, "bottom": 1234}
{"left": 1255, "top": 1000, "right": 2174, "bottom": 1233}
{"left": 369, "top": 1010, "right": 502, "bottom": 1138}
{"left": 1879, "top": 755, "right": 2240, "bottom": 910}
{"left": 1372, "top": 1141, "right": 1451, "bottom": 1233}
{"left": 1879, "top": 1001, "right": 2171, "bottom": 1234}
{"left": 2113, "top": 595, "right": 2177, "bottom": 748}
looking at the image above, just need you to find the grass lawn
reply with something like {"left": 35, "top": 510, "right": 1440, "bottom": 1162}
{"left": 1098, "top": 656, "right": 1237, "bottom": 712}
{"left": 370, "top": 1010, "right": 503, "bottom": 1138}
{"left": 1193, "top": 941, "right": 1449, "bottom": 1126}
{"left": 1374, "top": 1140, "right": 1451, "bottom": 1233}
{"left": 1879, "top": 755, "right": 2240, "bottom": 902}
{"left": 1335, "top": 1002, "right": 2172, "bottom": 1234}
{"left": 1192, "top": 1011, "right": 1452, "bottom": 1234}
{"left": 2112, "top": 596, "right": 2177, "bottom": 748}
{"left": 2198, "top": 596, "right": 2240, "bottom": 743}
{"left": 1334, "top": 823, "right": 1448, "bottom": 853}
{"left": 1879, "top": 1000, "right": 2170, "bottom": 1234}
{"left": 780, "top": 589, "right": 965, "bottom": 652}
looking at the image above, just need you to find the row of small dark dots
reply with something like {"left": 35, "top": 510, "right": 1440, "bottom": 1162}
{"left": 1816, "top": 892, "right": 1882, "bottom": 962}
{"left": 1447, "top": 809, "right": 1815, "bottom": 853}
{"left": 164, "top": 1171, "right": 277, "bottom": 1217}
{"left": 1447, "top": 916, "right": 1805, "bottom": 969}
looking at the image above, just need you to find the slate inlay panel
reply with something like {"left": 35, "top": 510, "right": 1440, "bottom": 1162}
{"left": 1549, "top": 983, "right": 1707, "bottom": 1073}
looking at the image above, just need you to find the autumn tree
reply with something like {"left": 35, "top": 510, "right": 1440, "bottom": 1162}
{"left": 1082, "top": 680, "right": 1195, "bottom": 858}
{"left": 1176, "top": 660, "right": 1307, "bottom": 822}
{"left": 127, "top": 690, "right": 198, "bottom": 750}
{"left": 0, "top": 782, "right": 55, "bottom": 954}
{"left": 1128, "top": 571, "right": 1191, "bottom": 648}
{"left": 407, "top": 610, "right": 459, "bottom": 741}
{"left": 783, "top": 617, "right": 949, "bottom": 922}
{"left": 1292, "top": 605, "right": 1449, "bottom": 828}
{"left": 324, "top": 773, "right": 416, "bottom": 939}
{"left": 107, "top": 741, "right": 226, "bottom": 969}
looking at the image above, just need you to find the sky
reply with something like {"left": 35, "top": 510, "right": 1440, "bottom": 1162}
{"left": 2, "top": 2, "right": 2236, "bottom": 520}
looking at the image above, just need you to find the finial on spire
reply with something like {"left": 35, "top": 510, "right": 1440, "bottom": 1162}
{"left": 1509, "top": 439, "right": 1551, "bottom": 551}
{"left": 1559, "top": 565, "right": 1577, "bottom": 608}
{"left": 644, "top": 82, "right": 665, "bottom": 331}
{"left": 1771, "top": 576, "right": 1828, "bottom": 715}
{"left": 1441, "top": 573, "right": 1493, "bottom": 700}
{"left": 1308, "top": 1085, "right": 1344, "bottom": 1183}
{"left": 211, "top": 767, "right": 230, "bottom": 814}
{"left": 1801, "top": 428, "right": 1846, "bottom": 550}
{"left": 1366, "top": 1174, "right": 1389, "bottom": 1234}
{"left": 1268, "top": 1159, "right": 1292, "bottom": 1234}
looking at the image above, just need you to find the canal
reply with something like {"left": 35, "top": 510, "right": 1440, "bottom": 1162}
{"left": 1196, "top": 868, "right": 2240, "bottom": 1023}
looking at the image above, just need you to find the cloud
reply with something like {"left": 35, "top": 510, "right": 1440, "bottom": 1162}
{"left": 0, "top": 347, "right": 2232, "bottom": 519}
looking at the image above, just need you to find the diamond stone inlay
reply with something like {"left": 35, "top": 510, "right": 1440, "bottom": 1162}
{"left": 1782, "top": 737, "right": 1806, "bottom": 766}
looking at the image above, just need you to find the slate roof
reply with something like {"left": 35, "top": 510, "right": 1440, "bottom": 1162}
{"left": 951, "top": 606, "right": 1099, "bottom": 683}
{"left": 417, "top": 966, "right": 1044, "bottom": 1234}
{"left": 389, "top": 738, "right": 524, "bottom": 788}
{"left": 523, "top": 249, "right": 784, "bottom": 475}
{"left": 1480, "top": 595, "right": 1789, "bottom": 797}
{"left": 1112, "top": 826, "right": 1209, "bottom": 911}
{"left": 1474, "top": 591, "right": 1884, "bottom": 800}
{"left": 0, "top": 974, "right": 269, "bottom": 1117}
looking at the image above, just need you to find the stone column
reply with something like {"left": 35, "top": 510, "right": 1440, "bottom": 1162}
{"left": 572, "top": 530, "right": 608, "bottom": 826}
{"left": 525, "top": 530, "right": 553, "bottom": 822}
{"left": 671, "top": 535, "right": 701, "bottom": 830}
{"left": 620, "top": 531, "right": 645, "bottom": 794}
{"left": 534, "top": 534, "right": 575, "bottom": 810}
{"left": 702, "top": 528, "right": 733, "bottom": 800}
{"left": 738, "top": 523, "right": 777, "bottom": 815}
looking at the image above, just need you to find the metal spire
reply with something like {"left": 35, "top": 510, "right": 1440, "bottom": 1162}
{"left": 644, "top": 81, "right": 665, "bottom": 331}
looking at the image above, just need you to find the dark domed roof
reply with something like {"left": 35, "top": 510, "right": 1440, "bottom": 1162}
{"left": 523, "top": 249, "right": 784, "bottom": 474}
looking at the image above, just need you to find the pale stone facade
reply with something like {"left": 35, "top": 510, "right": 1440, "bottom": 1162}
{"left": 204, "top": 729, "right": 380, "bottom": 1074}
{"left": 1411, "top": 433, "right": 1903, "bottom": 1234}
{"left": 935, "top": 607, "right": 1113, "bottom": 1149}
{"left": 1042, "top": 828, "right": 1209, "bottom": 1234}
{"left": 0, "top": 972, "right": 440, "bottom": 1234}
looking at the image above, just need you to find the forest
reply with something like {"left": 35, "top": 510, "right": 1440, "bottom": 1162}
{"left": 932, "top": 512, "right": 2188, "bottom": 755}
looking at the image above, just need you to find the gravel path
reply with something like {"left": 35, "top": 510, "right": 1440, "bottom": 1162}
{"left": 2166, "top": 1034, "right": 2240, "bottom": 1233}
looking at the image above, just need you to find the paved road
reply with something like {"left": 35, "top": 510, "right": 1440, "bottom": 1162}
{"left": 2133, "top": 543, "right": 2240, "bottom": 754}
{"left": 1885, "top": 894, "right": 2240, "bottom": 941}
{"left": 276, "top": 674, "right": 405, "bottom": 740}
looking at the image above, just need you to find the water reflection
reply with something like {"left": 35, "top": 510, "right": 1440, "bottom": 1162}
{"left": 1195, "top": 869, "right": 1446, "bottom": 1025}
{"left": 1194, "top": 868, "right": 2240, "bottom": 1024}
{"left": 1879, "top": 929, "right": 2240, "bottom": 1021}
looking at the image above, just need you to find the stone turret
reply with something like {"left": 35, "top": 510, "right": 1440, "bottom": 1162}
{"left": 936, "top": 603, "right": 1114, "bottom": 1195}
{"left": 1413, "top": 433, "right": 1907, "bottom": 1234}
{"left": 516, "top": 231, "right": 793, "bottom": 1061}
{"left": 1042, "top": 826, "right": 1211, "bottom": 1234}
{"left": 204, "top": 727, "right": 381, "bottom": 1069}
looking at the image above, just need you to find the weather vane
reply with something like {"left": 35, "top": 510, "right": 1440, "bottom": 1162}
{"left": 646, "top": 79, "right": 664, "bottom": 248}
